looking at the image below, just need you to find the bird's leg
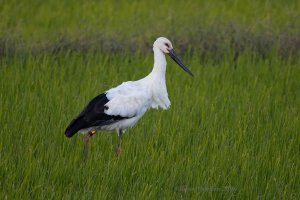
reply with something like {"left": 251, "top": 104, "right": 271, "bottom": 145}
{"left": 83, "top": 129, "right": 96, "bottom": 161}
{"left": 83, "top": 132, "right": 90, "bottom": 161}
{"left": 116, "top": 129, "right": 123, "bottom": 157}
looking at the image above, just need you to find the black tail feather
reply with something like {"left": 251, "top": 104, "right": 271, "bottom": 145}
{"left": 64, "top": 93, "right": 128, "bottom": 138}
{"left": 65, "top": 115, "right": 87, "bottom": 138}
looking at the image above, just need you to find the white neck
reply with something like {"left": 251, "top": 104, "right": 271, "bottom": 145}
{"left": 142, "top": 46, "right": 170, "bottom": 109}
{"left": 150, "top": 46, "right": 167, "bottom": 80}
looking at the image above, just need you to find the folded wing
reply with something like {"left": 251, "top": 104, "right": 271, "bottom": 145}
{"left": 65, "top": 93, "right": 127, "bottom": 138}
{"left": 65, "top": 82, "right": 150, "bottom": 138}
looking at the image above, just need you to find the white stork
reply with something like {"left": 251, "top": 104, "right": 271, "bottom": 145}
{"left": 65, "top": 37, "right": 193, "bottom": 159}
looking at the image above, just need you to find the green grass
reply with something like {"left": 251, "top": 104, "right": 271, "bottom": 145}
{"left": 1, "top": 0, "right": 300, "bottom": 199}
{"left": 1, "top": 0, "right": 299, "bottom": 39}
{"left": 0, "top": 52, "right": 299, "bottom": 199}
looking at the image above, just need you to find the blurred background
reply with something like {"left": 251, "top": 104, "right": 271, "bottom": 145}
{"left": 1, "top": 0, "right": 300, "bottom": 59}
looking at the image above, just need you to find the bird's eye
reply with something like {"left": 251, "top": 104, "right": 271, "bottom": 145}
{"left": 165, "top": 43, "right": 170, "bottom": 48}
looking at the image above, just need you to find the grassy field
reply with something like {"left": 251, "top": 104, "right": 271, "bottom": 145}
{"left": 1, "top": 0, "right": 300, "bottom": 58}
{"left": 1, "top": 0, "right": 300, "bottom": 199}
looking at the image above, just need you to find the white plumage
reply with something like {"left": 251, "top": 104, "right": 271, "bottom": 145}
{"left": 65, "top": 37, "right": 192, "bottom": 158}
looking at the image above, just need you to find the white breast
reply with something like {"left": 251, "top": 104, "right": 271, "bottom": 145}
{"left": 101, "top": 73, "right": 170, "bottom": 131}
{"left": 105, "top": 81, "right": 151, "bottom": 117}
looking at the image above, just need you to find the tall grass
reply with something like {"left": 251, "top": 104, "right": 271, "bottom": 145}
{"left": 0, "top": 52, "right": 299, "bottom": 199}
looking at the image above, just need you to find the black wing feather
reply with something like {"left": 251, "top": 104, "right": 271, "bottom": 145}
{"left": 65, "top": 93, "right": 126, "bottom": 138}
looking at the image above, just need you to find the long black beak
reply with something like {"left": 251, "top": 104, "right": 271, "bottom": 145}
{"left": 168, "top": 49, "right": 193, "bottom": 76}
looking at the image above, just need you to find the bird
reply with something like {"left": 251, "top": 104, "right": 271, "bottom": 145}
{"left": 65, "top": 37, "right": 193, "bottom": 159}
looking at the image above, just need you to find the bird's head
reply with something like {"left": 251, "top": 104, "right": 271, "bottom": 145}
{"left": 153, "top": 37, "right": 193, "bottom": 76}
{"left": 153, "top": 37, "right": 173, "bottom": 54}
